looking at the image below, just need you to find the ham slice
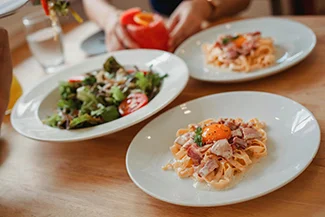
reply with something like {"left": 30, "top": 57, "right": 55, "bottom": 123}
{"left": 174, "top": 132, "right": 194, "bottom": 145}
{"left": 199, "top": 144, "right": 213, "bottom": 153}
{"left": 183, "top": 138, "right": 195, "bottom": 150}
{"left": 225, "top": 119, "right": 238, "bottom": 130}
{"left": 210, "top": 139, "right": 233, "bottom": 159}
{"left": 199, "top": 158, "right": 219, "bottom": 177}
{"left": 231, "top": 128, "right": 242, "bottom": 137}
{"left": 242, "top": 127, "right": 261, "bottom": 140}
{"left": 233, "top": 137, "right": 247, "bottom": 149}
{"left": 187, "top": 145, "right": 203, "bottom": 165}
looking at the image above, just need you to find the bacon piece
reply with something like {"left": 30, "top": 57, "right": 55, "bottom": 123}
{"left": 174, "top": 132, "right": 194, "bottom": 145}
{"left": 216, "top": 118, "right": 226, "bottom": 124}
{"left": 183, "top": 138, "right": 195, "bottom": 150}
{"left": 199, "top": 158, "right": 219, "bottom": 177}
{"left": 225, "top": 119, "right": 238, "bottom": 130}
{"left": 241, "top": 122, "right": 253, "bottom": 128}
{"left": 214, "top": 41, "right": 221, "bottom": 48}
{"left": 210, "top": 139, "right": 233, "bottom": 159}
{"left": 246, "top": 31, "right": 261, "bottom": 37}
{"left": 187, "top": 145, "right": 203, "bottom": 165}
{"left": 233, "top": 137, "right": 247, "bottom": 149}
{"left": 231, "top": 128, "right": 242, "bottom": 138}
{"left": 252, "top": 31, "right": 261, "bottom": 36}
{"left": 198, "top": 143, "right": 213, "bottom": 153}
{"left": 226, "top": 50, "right": 238, "bottom": 59}
{"left": 188, "top": 124, "right": 199, "bottom": 131}
{"left": 223, "top": 43, "right": 239, "bottom": 59}
{"left": 242, "top": 127, "right": 261, "bottom": 140}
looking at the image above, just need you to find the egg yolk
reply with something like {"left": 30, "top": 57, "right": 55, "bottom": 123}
{"left": 202, "top": 124, "right": 231, "bottom": 144}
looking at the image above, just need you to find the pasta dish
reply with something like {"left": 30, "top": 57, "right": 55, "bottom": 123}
{"left": 202, "top": 32, "right": 275, "bottom": 72}
{"left": 163, "top": 118, "right": 267, "bottom": 190}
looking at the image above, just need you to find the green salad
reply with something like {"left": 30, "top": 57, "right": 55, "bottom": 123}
{"left": 44, "top": 56, "right": 167, "bottom": 129}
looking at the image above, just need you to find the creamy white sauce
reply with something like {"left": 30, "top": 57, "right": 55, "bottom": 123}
{"left": 192, "top": 158, "right": 262, "bottom": 191}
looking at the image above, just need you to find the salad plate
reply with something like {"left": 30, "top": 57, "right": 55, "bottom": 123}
{"left": 126, "top": 91, "right": 320, "bottom": 206}
{"left": 11, "top": 49, "right": 189, "bottom": 142}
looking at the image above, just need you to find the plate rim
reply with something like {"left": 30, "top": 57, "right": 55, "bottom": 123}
{"left": 175, "top": 17, "right": 317, "bottom": 83}
{"left": 0, "top": 0, "right": 29, "bottom": 17}
{"left": 10, "top": 49, "right": 189, "bottom": 142}
{"left": 126, "top": 91, "right": 321, "bottom": 207}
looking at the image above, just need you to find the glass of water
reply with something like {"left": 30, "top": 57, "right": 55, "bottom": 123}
{"left": 23, "top": 10, "right": 64, "bottom": 73}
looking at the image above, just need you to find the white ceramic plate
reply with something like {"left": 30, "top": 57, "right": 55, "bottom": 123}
{"left": 11, "top": 49, "right": 189, "bottom": 142}
{"left": 0, "top": 0, "right": 28, "bottom": 17}
{"left": 126, "top": 91, "right": 320, "bottom": 206}
{"left": 175, "top": 17, "right": 316, "bottom": 83}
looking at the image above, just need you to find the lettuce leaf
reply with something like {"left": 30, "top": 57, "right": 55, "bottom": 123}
{"left": 111, "top": 86, "right": 125, "bottom": 102}
{"left": 44, "top": 114, "right": 62, "bottom": 127}
{"left": 82, "top": 75, "right": 97, "bottom": 86}
{"left": 69, "top": 114, "right": 101, "bottom": 129}
{"left": 77, "top": 86, "right": 106, "bottom": 115}
{"left": 103, "top": 56, "right": 123, "bottom": 73}
{"left": 59, "top": 81, "right": 79, "bottom": 100}
{"left": 57, "top": 99, "right": 81, "bottom": 110}
{"left": 135, "top": 72, "right": 150, "bottom": 92}
{"left": 135, "top": 71, "right": 167, "bottom": 94}
{"left": 91, "top": 105, "right": 119, "bottom": 122}
{"left": 76, "top": 86, "right": 98, "bottom": 104}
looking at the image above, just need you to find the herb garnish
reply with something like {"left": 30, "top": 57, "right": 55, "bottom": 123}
{"left": 194, "top": 126, "right": 203, "bottom": 147}
{"left": 221, "top": 35, "right": 240, "bottom": 45}
{"left": 222, "top": 38, "right": 230, "bottom": 45}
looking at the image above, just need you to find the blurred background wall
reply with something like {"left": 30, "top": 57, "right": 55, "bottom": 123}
{"left": 0, "top": 0, "right": 321, "bottom": 50}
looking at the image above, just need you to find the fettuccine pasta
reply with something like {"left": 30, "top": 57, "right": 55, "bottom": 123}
{"left": 202, "top": 32, "right": 275, "bottom": 72}
{"left": 163, "top": 118, "right": 267, "bottom": 190}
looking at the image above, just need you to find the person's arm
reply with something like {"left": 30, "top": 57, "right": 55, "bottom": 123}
{"left": 0, "top": 28, "right": 12, "bottom": 126}
{"left": 168, "top": 0, "right": 251, "bottom": 51}
{"left": 208, "top": 0, "right": 251, "bottom": 20}
{"left": 82, "top": 0, "right": 139, "bottom": 51}
{"left": 82, "top": 0, "right": 117, "bottom": 29}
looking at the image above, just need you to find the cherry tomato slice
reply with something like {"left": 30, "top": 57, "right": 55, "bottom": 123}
{"left": 41, "top": 0, "right": 50, "bottom": 16}
{"left": 119, "top": 93, "right": 148, "bottom": 116}
{"left": 68, "top": 75, "right": 85, "bottom": 83}
{"left": 127, "top": 69, "right": 135, "bottom": 74}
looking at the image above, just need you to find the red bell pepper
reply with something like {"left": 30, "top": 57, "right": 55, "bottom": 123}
{"left": 120, "top": 8, "right": 141, "bottom": 26}
{"left": 120, "top": 8, "right": 169, "bottom": 51}
{"left": 41, "top": 0, "right": 50, "bottom": 16}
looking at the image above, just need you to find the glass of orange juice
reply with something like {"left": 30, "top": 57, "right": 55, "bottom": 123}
{"left": 5, "top": 75, "right": 23, "bottom": 115}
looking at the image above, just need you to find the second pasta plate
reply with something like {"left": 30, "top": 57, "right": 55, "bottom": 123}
{"left": 175, "top": 17, "right": 316, "bottom": 83}
{"left": 126, "top": 91, "right": 320, "bottom": 206}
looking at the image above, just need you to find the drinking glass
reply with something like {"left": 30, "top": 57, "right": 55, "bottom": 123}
{"left": 23, "top": 10, "right": 65, "bottom": 73}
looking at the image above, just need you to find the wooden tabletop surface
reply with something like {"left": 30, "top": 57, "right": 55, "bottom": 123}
{"left": 1, "top": 16, "right": 325, "bottom": 217}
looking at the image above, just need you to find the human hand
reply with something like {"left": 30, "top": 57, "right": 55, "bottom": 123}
{"left": 104, "top": 14, "right": 140, "bottom": 52}
{"left": 167, "top": 0, "right": 212, "bottom": 51}
{"left": 0, "top": 28, "right": 12, "bottom": 127}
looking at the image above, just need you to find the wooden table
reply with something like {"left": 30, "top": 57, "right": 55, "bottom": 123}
{"left": 1, "top": 16, "right": 325, "bottom": 217}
